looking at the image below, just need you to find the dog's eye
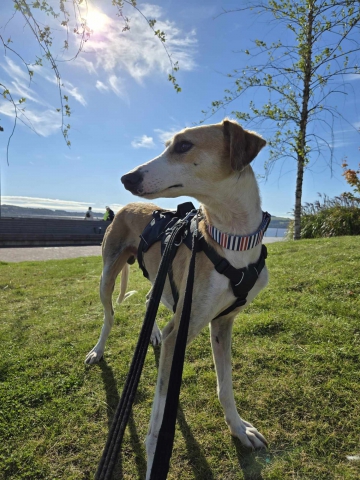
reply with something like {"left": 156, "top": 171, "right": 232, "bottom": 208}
{"left": 174, "top": 140, "right": 193, "bottom": 154}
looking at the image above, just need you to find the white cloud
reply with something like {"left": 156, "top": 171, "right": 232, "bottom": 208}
{"left": 1, "top": 59, "right": 49, "bottom": 107}
{"left": 107, "top": 203, "right": 124, "bottom": 212}
{"left": 0, "top": 100, "right": 61, "bottom": 136}
{"left": 3, "top": 196, "right": 96, "bottom": 211}
{"left": 328, "top": 140, "right": 354, "bottom": 149}
{"left": 154, "top": 127, "right": 182, "bottom": 144}
{"left": 45, "top": 75, "right": 87, "bottom": 106}
{"left": 66, "top": 84, "right": 87, "bottom": 106}
{"left": 64, "top": 154, "right": 82, "bottom": 160}
{"left": 1, "top": 57, "right": 29, "bottom": 81}
{"left": 8, "top": 79, "right": 44, "bottom": 105}
{"left": 74, "top": 56, "right": 97, "bottom": 75}
{"left": 0, "top": 57, "right": 85, "bottom": 137}
{"left": 3, "top": 196, "right": 124, "bottom": 213}
{"left": 346, "top": 73, "right": 360, "bottom": 81}
{"left": 131, "top": 134, "right": 156, "bottom": 149}
{"left": 75, "top": 4, "right": 197, "bottom": 84}
{"left": 96, "top": 80, "right": 109, "bottom": 92}
{"left": 95, "top": 76, "right": 128, "bottom": 102}
{"left": 108, "top": 75, "right": 125, "bottom": 98}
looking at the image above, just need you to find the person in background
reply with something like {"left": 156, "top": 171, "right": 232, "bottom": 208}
{"left": 103, "top": 206, "right": 115, "bottom": 222}
{"left": 84, "top": 206, "right": 94, "bottom": 220}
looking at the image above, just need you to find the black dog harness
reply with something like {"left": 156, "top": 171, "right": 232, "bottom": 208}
{"left": 138, "top": 202, "right": 270, "bottom": 319}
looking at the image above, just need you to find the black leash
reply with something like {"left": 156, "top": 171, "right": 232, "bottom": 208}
{"left": 95, "top": 219, "right": 189, "bottom": 480}
{"left": 149, "top": 215, "right": 199, "bottom": 480}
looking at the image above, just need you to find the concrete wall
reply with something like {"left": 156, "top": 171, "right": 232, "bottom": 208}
{"left": 0, "top": 217, "right": 108, "bottom": 247}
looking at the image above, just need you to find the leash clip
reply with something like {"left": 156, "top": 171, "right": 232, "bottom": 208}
{"left": 174, "top": 225, "right": 189, "bottom": 247}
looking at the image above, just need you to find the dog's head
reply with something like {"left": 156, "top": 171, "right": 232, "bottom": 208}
{"left": 121, "top": 119, "right": 266, "bottom": 200}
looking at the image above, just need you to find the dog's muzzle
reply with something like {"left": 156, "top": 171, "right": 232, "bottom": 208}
{"left": 121, "top": 170, "right": 143, "bottom": 193}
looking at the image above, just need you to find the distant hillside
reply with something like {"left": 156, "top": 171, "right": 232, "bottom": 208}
{"left": 1, "top": 204, "right": 291, "bottom": 228}
{"left": 269, "top": 216, "right": 291, "bottom": 229}
{"left": 0, "top": 204, "right": 104, "bottom": 219}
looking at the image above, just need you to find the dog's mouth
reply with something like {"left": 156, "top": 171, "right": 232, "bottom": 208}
{"left": 137, "top": 184, "right": 183, "bottom": 197}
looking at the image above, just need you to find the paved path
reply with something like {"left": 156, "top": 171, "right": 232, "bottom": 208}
{"left": 264, "top": 237, "right": 285, "bottom": 244}
{"left": 0, "top": 245, "right": 102, "bottom": 263}
{"left": 0, "top": 238, "right": 283, "bottom": 263}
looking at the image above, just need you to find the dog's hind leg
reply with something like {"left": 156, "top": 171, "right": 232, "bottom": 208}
{"left": 85, "top": 250, "right": 130, "bottom": 365}
{"left": 210, "top": 315, "right": 268, "bottom": 449}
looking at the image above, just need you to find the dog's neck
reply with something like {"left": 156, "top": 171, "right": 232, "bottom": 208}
{"left": 198, "top": 166, "right": 263, "bottom": 237}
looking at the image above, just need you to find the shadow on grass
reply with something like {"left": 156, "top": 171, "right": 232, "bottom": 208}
{"left": 177, "top": 405, "right": 215, "bottom": 480}
{"left": 152, "top": 345, "right": 215, "bottom": 479}
{"left": 98, "top": 359, "right": 147, "bottom": 479}
{"left": 99, "top": 360, "right": 119, "bottom": 428}
{"left": 232, "top": 437, "right": 268, "bottom": 480}
{"left": 97, "top": 347, "right": 266, "bottom": 478}
{"left": 153, "top": 345, "right": 267, "bottom": 480}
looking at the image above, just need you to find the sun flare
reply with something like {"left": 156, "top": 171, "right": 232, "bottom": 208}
{"left": 83, "top": 8, "right": 109, "bottom": 33}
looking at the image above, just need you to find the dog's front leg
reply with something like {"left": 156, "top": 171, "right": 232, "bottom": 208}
{"left": 85, "top": 269, "right": 116, "bottom": 364}
{"left": 145, "top": 301, "right": 212, "bottom": 478}
{"left": 210, "top": 315, "right": 268, "bottom": 449}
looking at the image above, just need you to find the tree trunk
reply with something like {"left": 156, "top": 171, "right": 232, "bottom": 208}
{"left": 293, "top": 2, "right": 314, "bottom": 240}
{"left": 294, "top": 155, "right": 305, "bottom": 239}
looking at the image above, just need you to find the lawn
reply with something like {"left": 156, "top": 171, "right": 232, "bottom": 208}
{"left": 0, "top": 236, "right": 360, "bottom": 479}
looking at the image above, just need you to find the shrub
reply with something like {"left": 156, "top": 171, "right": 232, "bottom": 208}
{"left": 287, "top": 193, "right": 360, "bottom": 239}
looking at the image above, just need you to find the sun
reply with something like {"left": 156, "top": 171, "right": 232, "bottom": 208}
{"left": 82, "top": 8, "right": 109, "bottom": 34}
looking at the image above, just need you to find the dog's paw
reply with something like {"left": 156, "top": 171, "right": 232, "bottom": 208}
{"left": 229, "top": 418, "right": 268, "bottom": 449}
{"left": 85, "top": 348, "right": 103, "bottom": 365}
{"left": 150, "top": 324, "right": 162, "bottom": 346}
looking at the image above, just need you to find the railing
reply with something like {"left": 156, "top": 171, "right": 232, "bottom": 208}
{"left": 264, "top": 227, "right": 287, "bottom": 238}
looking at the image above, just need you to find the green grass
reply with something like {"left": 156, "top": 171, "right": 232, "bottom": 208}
{"left": 1, "top": 236, "right": 360, "bottom": 479}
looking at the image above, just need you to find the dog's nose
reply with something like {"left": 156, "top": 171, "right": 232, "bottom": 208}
{"left": 121, "top": 171, "right": 143, "bottom": 191}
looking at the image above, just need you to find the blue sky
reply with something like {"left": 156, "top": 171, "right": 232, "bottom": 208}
{"left": 0, "top": 0, "right": 359, "bottom": 217}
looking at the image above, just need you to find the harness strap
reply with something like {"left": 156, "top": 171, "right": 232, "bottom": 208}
{"left": 137, "top": 236, "right": 148, "bottom": 278}
{"left": 198, "top": 237, "right": 268, "bottom": 318}
{"left": 138, "top": 238, "right": 180, "bottom": 312}
{"left": 167, "top": 266, "right": 179, "bottom": 312}
{"left": 138, "top": 203, "right": 197, "bottom": 312}
{"left": 200, "top": 239, "right": 267, "bottom": 294}
{"left": 214, "top": 297, "right": 248, "bottom": 318}
{"left": 137, "top": 202, "right": 196, "bottom": 281}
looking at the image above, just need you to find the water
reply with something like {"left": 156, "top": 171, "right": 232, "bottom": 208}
{"left": 264, "top": 228, "right": 287, "bottom": 238}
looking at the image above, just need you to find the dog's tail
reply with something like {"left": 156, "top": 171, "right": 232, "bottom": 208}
{"left": 116, "top": 263, "right": 137, "bottom": 304}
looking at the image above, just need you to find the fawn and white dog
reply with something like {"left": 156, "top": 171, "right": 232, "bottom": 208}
{"left": 86, "top": 119, "right": 269, "bottom": 476}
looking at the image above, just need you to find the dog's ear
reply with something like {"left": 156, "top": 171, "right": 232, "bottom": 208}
{"left": 223, "top": 119, "right": 266, "bottom": 171}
